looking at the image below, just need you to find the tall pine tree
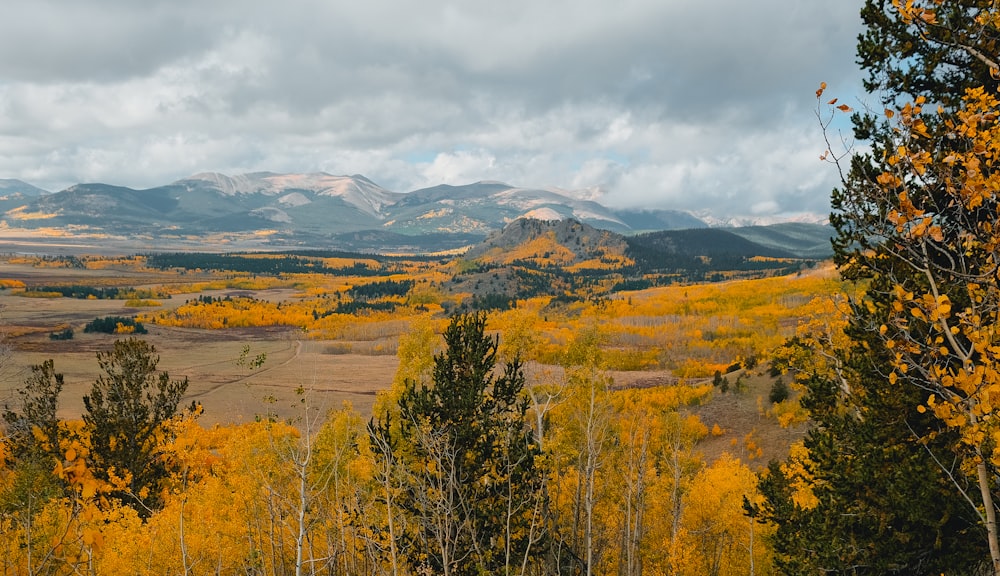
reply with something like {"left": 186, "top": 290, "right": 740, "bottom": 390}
{"left": 370, "top": 312, "right": 547, "bottom": 576}
{"left": 83, "top": 338, "right": 192, "bottom": 514}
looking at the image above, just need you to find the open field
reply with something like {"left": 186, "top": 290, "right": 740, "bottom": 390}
{"left": 0, "top": 261, "right": 399, "bottom": 424}
{"left": 0, "top": 251, "right": 819, "bottom": 464}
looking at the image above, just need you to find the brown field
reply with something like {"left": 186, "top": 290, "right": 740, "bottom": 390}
{"left": 0, "top": 261, "right": 398, "bottom": 425}
{"left": 0, "top": 260, "right": 688, "bottom": 427}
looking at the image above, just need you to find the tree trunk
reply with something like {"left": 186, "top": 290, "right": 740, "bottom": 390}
{"left": 977, "top": 451, "right": 1000, "bottom": 575}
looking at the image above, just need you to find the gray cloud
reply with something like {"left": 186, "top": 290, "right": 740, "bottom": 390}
{"left": 0, "top": 0, "right": 866, "bottom": 220}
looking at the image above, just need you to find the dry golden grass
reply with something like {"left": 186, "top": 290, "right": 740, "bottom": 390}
{"left": 0, "top": 263, "right": 398, "bottom": 425}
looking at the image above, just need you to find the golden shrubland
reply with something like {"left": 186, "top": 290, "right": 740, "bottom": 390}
{"left": 0, "top": 250, "right": 845, "bottom": 575}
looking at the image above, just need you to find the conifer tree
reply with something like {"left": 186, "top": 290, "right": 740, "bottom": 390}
{"left": 761, "top": 1, "right": 1000, "bottom": 572}
{"left": 0, "top": 359, "right": 67, "bottom": 564}
{"left": 3, "top": 359, "right": 63, "bottom": 463}
{"left": 759, "top": 334, "right": 984, "bottom": 573}
{"left": 371, "top": 312, "right": 546, "bottom": 576}
{"left": 83, "top": 338, "right": 192, "bottom": 514}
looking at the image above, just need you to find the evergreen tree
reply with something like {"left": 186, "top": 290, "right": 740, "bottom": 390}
{"left": 371, "top": 312, "right": 547, "bottom": 575}
{"left": 3, "top": 360, "right": 63, "bottom": 463}
{"left": 1, "top": 361, "right": 67, "bottom": 523}
{"left": 759, "top": 2, "right": 1000, "bottom": 572}
{"left": 83, "top": 338, "right": 192, "bottom": 514}
{"left": 855, "top": 0, "right": 999, "bottom": 110}
{"left": 759, "top": 333, "right": 985, "bottom": 574}
{"left": 767, "top": 376, "right": 788, "bottom": 404}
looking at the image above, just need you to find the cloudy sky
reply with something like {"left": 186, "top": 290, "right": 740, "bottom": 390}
{"left": 0, "top": 0, "right": 865, "bottom": 220}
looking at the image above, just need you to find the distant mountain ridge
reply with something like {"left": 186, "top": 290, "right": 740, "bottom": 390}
{"left": 0, "top": 172, "right": 831, "bottom": 254}
{"left": 0, "top": 179, "right": 49, "bottom": 199}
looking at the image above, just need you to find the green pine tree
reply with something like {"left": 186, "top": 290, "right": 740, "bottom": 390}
{"left": 3, "top": 359, "right": 64, "bottom": 463}
{"left": 83, "top": 338, "right": 192, "bottom": 514}
{"left": 760, "top": 1, "right": 1000, "bottom": 572}
{"left": 759, "top": 331, "right": 985, "bottom": 574}
{"left": 371, "top": 312, "right": 547, "bottom": 575}
{"left": 1, "top": 360, "right": 67, "bottom": 532}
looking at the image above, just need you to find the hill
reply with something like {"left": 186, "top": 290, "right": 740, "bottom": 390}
{"left": 727, "top": 222, "right": 834, "bottom": 259}
{"left": 443, "top": 218, "right": 829, "bottom": 309}
{"left": 465, "top": 218, "right": 629, "bottom": 267}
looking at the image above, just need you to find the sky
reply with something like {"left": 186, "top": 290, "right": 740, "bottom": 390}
{"left": 0, "top": 0, "right": 866, "bottom": 220}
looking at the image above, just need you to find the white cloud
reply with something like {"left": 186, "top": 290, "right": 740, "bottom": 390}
{"left": 420, "top": 150, "right": 498, "bottom": 186}
{"left": 0, "top": 0, "right": 866, "bottom": 219}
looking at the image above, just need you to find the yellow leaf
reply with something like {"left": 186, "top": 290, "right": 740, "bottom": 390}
{"left": 828, "top": 98, "right": 839, "bottom": 105}
{"left": 65, "top": 447, "right": 77, "bottom": 462}
{"left": 837, "top": 104, "right": 852, "bottom": 112}
{"left": 936, "top": 297, "right": 951, "bottom": 316}
{"left": 816, "top": 82, "right": 827, "bottom": 98}
{"left": 81, "top": 479, "right": 98, "bottom": 499}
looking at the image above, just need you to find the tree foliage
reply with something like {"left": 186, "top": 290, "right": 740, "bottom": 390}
{"left": 83, "top": 316, "right": 147, "bottom": 335}
{"left": 3, "top": 360, "right": 63, "bottom": 464}
{"left": 759, "top": 335, "right": 984, "bottom": 574}
{"left": 371, "top": 312, "right": 547, "bottom": 576}
{"left": 761, "top": 1, "right": 1000, "bottom": 573}
{"left": 83, "top": 338, "right": 193, "bottom": 514}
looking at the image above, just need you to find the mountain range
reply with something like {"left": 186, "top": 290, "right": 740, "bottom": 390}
{"left": 0, "top": 172, "right": 830, "bottom": 254}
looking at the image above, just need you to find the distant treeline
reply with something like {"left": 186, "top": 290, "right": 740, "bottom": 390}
{"left": 25, "top": 285, "right": 167, "bottom": 300}
{"left": 144, "top": 252, "right": 400, "bottom": 276}
{"left": 345, "top": 279, "right": 414, "bottom": 300}
{"left": 283, "top": 249, "right": 440, "bottom": 263}
{"left": 620, "top": 229, "right": 814, "bottom": 284}
{"left": 308, "top": 279, "right": 415, "bottom": 316}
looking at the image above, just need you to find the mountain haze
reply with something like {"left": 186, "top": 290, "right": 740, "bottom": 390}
{"left": 0, "top": 179, "right": 49, "bottom": 197}
{"left": 0, "top": 172, "right": 831, "bottom": 254}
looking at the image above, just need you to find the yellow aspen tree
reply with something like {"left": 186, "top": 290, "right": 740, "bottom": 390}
{"left": 310, "top": 403, "right": 371, "bottom": 576}
{"left": 676, "top": 454, "right": 771, "bottom": 576}
{"left": 823, "top": 1, "right": 1000, "bottom": 565}
{"left": 548, "top": 325, "right": 615, "bottom": 576}
{"left": 876, "top": 84, "right": 1000, "bottom": 574}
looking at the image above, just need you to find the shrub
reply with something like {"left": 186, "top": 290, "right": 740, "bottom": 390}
{"left": 769, "top": 377, "right": 790, "bottom": 404}
{"left": 49, "top": 328, "right": 74, "bottom": 341}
